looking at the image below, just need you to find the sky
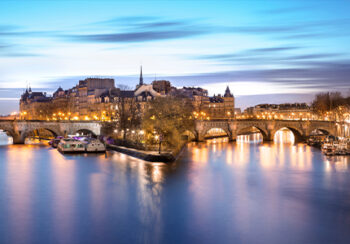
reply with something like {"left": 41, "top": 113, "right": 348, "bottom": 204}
{"left": 1, "top": 0, "right": 350, "bottom": 114}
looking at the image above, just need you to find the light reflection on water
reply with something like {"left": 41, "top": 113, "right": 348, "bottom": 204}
{"left": 0, "top": 135, "right": 350, "bottom": 243}
{"left": 274, "top": 129, "right": 295, "bottom": 144}
{"left": 237, "top": 133, "right": 263, "bottom": 143}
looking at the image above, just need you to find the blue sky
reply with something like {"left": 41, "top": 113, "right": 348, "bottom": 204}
{"left": 1, "top": 0, "right": 350, "bottom": 114}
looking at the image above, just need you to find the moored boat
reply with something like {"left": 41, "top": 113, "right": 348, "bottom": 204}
{"left": 57, "top": 139, "right": 86, "bottom": 153}
{"left": 85, "top": 139, "right": 106, "bottom": 152}
{"left": 49, "top": 136, "right": 64, "bottom": 148}
{"left": 57, "top": 138, "right": 106, "bottom": 153}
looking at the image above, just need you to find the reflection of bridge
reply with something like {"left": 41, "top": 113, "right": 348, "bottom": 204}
{"left": 0, "top": 120, "right": 103, "bottom": 144}
{"left": 194, "top": 119, "right": 340, "bottom": 142}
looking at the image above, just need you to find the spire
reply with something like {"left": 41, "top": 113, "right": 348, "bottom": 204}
{"left": 224, "top": 85, "right": 233, "bottom": 97}
{"left": 139, "top": 66, "right": 143, "bottom": 86}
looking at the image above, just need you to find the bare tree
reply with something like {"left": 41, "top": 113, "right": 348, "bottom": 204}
{"left": 114, "top": 85, "right": 141, "bottom": 140}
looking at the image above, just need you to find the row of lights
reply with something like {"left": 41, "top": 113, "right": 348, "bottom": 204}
{"left": 114, "top": 129, "right": 145, "bottom": 135}
{"left": 193, "top": 111, "right": 210, "bottom": 120}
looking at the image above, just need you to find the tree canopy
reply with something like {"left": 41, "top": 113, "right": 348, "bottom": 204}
{"left": 142, "top": 96, "right": 194, "bottom": 150}
{"left": 312, "top": 92, "right": 350, "bottom": 120}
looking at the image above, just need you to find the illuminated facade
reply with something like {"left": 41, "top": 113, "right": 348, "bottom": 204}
{"left": 243, "top": 103, "right": 317, "bottom": 120}
{"left": 183, "top": 86, "right": 235, "bottom": 120}
{"left": 19, "top": 68, "right": 235, "bottom": 121}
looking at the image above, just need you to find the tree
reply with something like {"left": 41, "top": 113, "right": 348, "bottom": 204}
{"left": 312, "top": 92, "right": 343, "bottom": 112}
{"left": 312, "top": 92, "right": 350, "bottom": 121}
{"left": 114, "top": 85, "right": 141, "bottom": 140}
{"left": 142, "top": 96, "right": 194, "bottom": 151}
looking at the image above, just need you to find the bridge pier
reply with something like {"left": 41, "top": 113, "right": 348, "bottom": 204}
{"left": 12, "top": 134, "right": 25, "bottom": 144}
{"left": 229, "top": 131, "right": 237, "bottom": 141}
{"left": 196, "top": 133, "right": 205, "bottom": 142}
{"left": 263, "top": 132, "right": 275, "bottom": 142}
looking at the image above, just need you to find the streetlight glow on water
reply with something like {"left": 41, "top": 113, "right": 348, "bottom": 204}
{"left": 0, "top": 136, "right": 349, "bottom": 243}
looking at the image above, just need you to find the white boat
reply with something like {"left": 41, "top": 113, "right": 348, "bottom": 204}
{"left": 57, "top": 138, "right": 106, "bottom": 153}
{"left": 85, "top": 139, "right": 106, "bottom": 152}
{"left": 58, "top": 139, "right": 86, "bottom": 153}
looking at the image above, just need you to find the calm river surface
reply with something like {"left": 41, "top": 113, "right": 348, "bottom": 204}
{"left": 0, "top": 136, "right": 350, "bottom": 244}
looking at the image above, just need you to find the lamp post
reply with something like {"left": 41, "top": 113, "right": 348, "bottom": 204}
{"left": 158, "top": 134, "right": 163, "bottom": 154}
{"left": 155, "top": 134, "right": 162, "bottom": 154}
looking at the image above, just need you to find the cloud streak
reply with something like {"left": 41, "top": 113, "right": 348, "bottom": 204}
{"left": 68, "top": 29, "right": 206, "bottom": 43}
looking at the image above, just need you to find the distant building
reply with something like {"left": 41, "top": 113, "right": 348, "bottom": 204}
{"left": 20, "top": 87, "right": 52, "bottom": 120}
{"left": 19, "top": 68, "right": 236, "bottom": 120}
{"left": 176, "top": 85, "right": 235, "bottom": 119}
{"left": 152, "top": 80, "right": 172, "bottom": 95}
{"left": 243, "top": 103, "right": 315, "bottom": 120}
{"left": 207, "top": 86, "right": 235, "bottom": 119}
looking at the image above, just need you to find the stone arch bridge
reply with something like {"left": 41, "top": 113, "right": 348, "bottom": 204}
{"left": 194, "top": 119, "right": 340, "bottom": 142}
{"left": 0, "top": 120, "right": 104, "bottom": 144}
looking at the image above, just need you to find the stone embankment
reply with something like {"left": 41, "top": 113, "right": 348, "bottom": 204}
{"left": 107, "top": 144, "right": 176, "bottom": 162}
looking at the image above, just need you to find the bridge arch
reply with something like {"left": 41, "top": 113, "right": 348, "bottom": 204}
{"left": 309, "top": 126, "right": 334, "bottom": 136}
{"left": 310, "top": 128, "right": 331, "bottom": 135}
{"left": 181, "top": 130, "right": 197, "bottom": 141}
{"left": 236, "top": 125, "right": 269, "bottom": 141}
{"left": 20, "top": 128, "right": 58, "bottom": 143}
{"left": 0, "top": 128, "right": 15, "bottom": 138}
{"left": 203, "top": 127, "right": 230, "bottom": 139}
{"left": 273, "top": 126, "right": 303, "bottom": 143}
{"left": 307, "top": 121, "right": 337, "bottom": 137}
{"left": 74, "top": 129, "right": 97, "bottom": 137}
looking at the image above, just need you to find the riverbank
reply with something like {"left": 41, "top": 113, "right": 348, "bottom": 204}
{"left": 107, "top": 144, "right": 177, "bottom": 162}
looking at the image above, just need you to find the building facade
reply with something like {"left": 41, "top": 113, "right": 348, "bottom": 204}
{"left": 242, "top": 103, "right": 317, "bottom": 120}
{"left": 19, "top": 68, "right": 236, "bottom": 121}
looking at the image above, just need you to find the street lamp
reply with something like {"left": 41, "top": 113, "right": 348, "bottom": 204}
{"left": 154, "top": 134, "right": 162, "bottom": 154}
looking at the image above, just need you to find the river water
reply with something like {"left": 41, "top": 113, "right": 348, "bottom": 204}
{"left": 0, "top": 134, "right": 350, "bottom": 244}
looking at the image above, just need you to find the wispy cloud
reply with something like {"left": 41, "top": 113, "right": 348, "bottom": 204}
{"left": 197, "top": 46, "right": 302, "bottom": 60}
{"left": 158, "top": 62, "right": 350, "bottom": 92}
{"left": 68, "top": 29, "right": 206, "bottom": 43}
{"left": 195, "top": 44, "right": 343, "bottom": 67}
{"left": 0, "top": 43, "right": 42, "bottom": 57}
{"left": 249, "top": 46, "right": 301, "bottom": 52}
{"left": 67, "top": 16, "right": 208, "bottom": 43}
{"left": 260, "top": 6, "right": 313, "bottom": 15}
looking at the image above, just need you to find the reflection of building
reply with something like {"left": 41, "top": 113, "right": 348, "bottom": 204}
{"left": 19, "top": 67, "right": 235, "bottom": 120}
{"left": 243, "top": 103, "right": 316, "bottom": 120}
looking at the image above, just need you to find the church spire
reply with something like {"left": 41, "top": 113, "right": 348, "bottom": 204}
{"left": 139, "top": 66, "right": 143, "bottom": 86}
{"left": 224, "top": 85, "right": 233, "bottom": 97}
